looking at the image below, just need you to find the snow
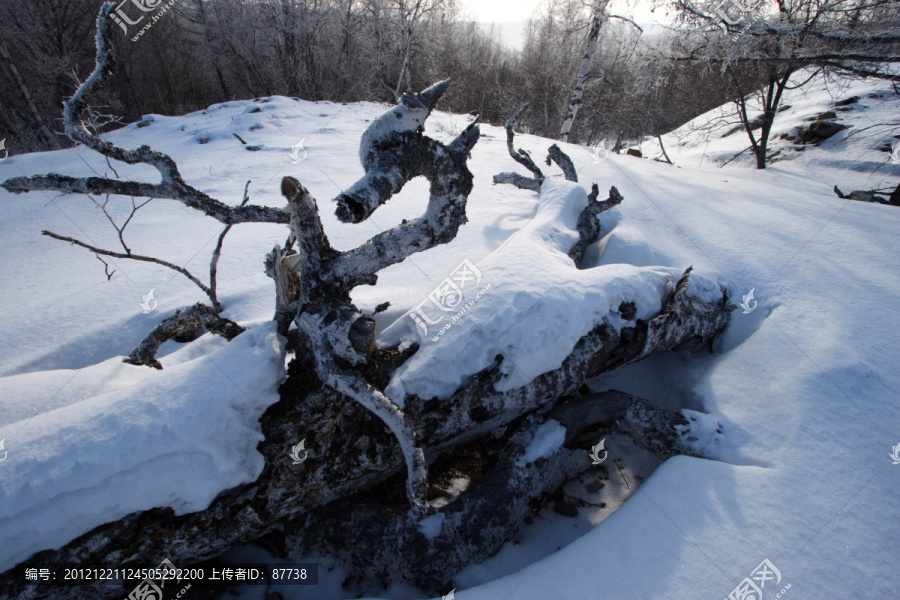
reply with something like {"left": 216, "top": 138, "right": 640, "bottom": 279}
{"left": 380, "top": 179, "right": 723, "bottom": 404}
{"left": 1, "top": 74, "right": 899, "bottom": 599}
{"left": 416, "top": 512, "right": 446, "bottom": 541}
{"left": 515, "top": 420, "right": 567, "bottom": 468}
{"left": 0, "top": 322, "right": 285, "bottom": 573}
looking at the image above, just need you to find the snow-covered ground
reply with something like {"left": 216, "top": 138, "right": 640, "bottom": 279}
{"left": 0, "top": 72, "right": 898, "bottom": 599}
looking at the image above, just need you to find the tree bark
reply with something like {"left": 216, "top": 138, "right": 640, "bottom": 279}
{"left": 283, "top": 390, "right": 700, "bottom": 593}
{"left": 559, "top": 0, "right": 610, "bottom": 143}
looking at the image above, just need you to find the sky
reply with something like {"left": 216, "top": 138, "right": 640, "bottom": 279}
{"left": 457, "top": 0, "right": 544, "bottom": 23}
{"left": 457, "top": 0, "right": 670, "bottom": 48}
{"left": 458, "top": 0, "right": 666, "bottom": 25}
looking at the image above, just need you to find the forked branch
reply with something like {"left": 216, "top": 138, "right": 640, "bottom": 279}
{"left": 0, "top": 3, "right": 289, "bottom": 227}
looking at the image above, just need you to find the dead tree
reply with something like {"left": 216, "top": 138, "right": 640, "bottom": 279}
{"left": 0, "top": 4, "right": 735, "bottom": 598}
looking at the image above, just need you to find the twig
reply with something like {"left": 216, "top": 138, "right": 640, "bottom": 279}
{"left": 94, "top": 254, "right": 116, "bottom": 280}
{"left": 208, "top": 181, "right": 252, "bottom": 312}
{"left": 613, "top": 458, "right": 630, "bottom": 490}
{"left": 43, "top": 230, "right": 214, "bottom": 302}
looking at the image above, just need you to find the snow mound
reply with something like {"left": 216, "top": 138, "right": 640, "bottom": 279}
{"left": 0, "top": 323, "right": 285, "bottom": 572}
{"left": 380, "top": 179, "right": 721, "bottom": 404}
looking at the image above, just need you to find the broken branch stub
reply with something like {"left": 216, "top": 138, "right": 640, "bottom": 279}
{"left": 124, "top": 303, "right": 245, "bottom": 370}
{"left": 492, "top": 103, "right": 545, "bottom": 191}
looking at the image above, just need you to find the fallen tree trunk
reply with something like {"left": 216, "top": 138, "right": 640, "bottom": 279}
{"left": 283, "top": 390, "right": 698, "bottom": 593}
{"left": 0, "top": 268, "right": 731, "bottom": 599}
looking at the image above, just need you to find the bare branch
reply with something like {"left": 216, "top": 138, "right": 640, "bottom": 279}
{"left": 42, "top": 230, "right": 214, "bottom": 303}
{"left": 502, "top": 103, "right": 545, "bottom": 182}
{"left": 125, "top": 303, "right": 245, "bottom": 370}
{"left": 208, "top": 181, "right": 252, "bottom": 312}
{"left": 0, "top": 3, "right": 290, "bottom": 227}
{"left": 94, "top": 254, "right": 115, "bottom": 280}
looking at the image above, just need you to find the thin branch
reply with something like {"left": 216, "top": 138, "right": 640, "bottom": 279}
{"left": 608, "top": 14, "right": 643, "bottom": 33}
{"left": 208, "top": 180, "right": 252, "bottom": 313}
{"left": 42, "top": 230, "right": 214, "bottom": 301}
{"left": 94, "top": 254, "right": 115, "bottom": 280}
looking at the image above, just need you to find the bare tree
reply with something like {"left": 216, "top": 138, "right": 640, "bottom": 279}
{"left": 674, "top": 0, "right": 900, "bottom": 168}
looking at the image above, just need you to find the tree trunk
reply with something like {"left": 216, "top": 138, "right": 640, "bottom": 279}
{"left": 559, "top": 0, "right": 609, "bottom": 143}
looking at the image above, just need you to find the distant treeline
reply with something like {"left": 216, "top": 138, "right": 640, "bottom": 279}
{"left": 0, "top": 0, "right": 745, "bottom": 154}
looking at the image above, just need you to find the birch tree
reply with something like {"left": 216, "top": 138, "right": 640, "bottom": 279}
{"left": 559, "top": 0, "right": 610, "bottom": 142}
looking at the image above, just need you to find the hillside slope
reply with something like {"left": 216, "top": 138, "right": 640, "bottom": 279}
{"left": 0, "top": 80, "right": 898, "bottom": 599}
